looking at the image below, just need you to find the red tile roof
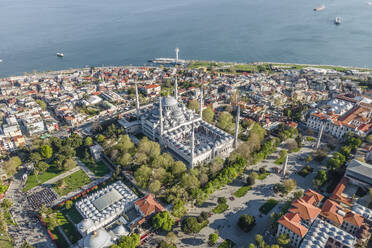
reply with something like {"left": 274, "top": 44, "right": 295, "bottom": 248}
{"left": 343, "top": 212, "right": 364, "bottom": 227}
{"left": 135, "top": 194, "right": 164, "bottom": 217}
{"left": 289, "top": 198, "right": 321, "bottom": 222}
{"left": 278, "top": 212, "right": 308, "bottom": 237}
{"left": 320, "top": 199, "right": 344, "bottom": 225}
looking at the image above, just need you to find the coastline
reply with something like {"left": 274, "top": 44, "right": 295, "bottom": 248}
{"left": 2, "top": 60, "right": 372, "bottom": 79}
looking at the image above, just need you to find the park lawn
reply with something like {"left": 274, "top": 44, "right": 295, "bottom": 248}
{"left": 23, "top": 166, "right": 61, "bottom": 192}
{"left": 306, "top": 136, "right": 316, "bottom": 142}
{"left": 86, "top": 160, "right": 110, "bottom": 177}
{"left": 233, "top": 186, "right": 251, "bottom": 198}
{"left": 274, "top": 156, "right": 286, "bottom": 165}
{"left": 298, "top": 165, "right": 314, "bottom": 177}
{"left": 57, "top": 212, "right": 82, "bottom": 244}
{"left": 51, "top": 227, "right": 70, "bottom": 248}
{"left": 53, "top": 170, "right": 91, "bottom": 197}
{"left": 62, "top": 206, "right": 83, "bottom": 224}
{"left": 218, "top": 239, "right": 235, "bottom": 248}
{"left": 257, "top": 172, "right": 270, "bottom": 180}
{"left": 0, "top": 235, "right": 13, "bottom": 248}
{"left": 259, "top": 199, "right": 278, "bottom": 214}
{"left": 4, "top": 210, "right": 16, "bottom": 226}
{"left": 212, "top": 203, "right": 229, "bottom": 214}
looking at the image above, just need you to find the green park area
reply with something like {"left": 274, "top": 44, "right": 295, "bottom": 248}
{"left": 233, "top": 186, "right": 251, "bottom": 198}
{"left": 23, "top": 166, "right": 61, "bottom": 192}
{"left": 53, "top": 170, "right": 91, "bottom": 197}
{"left": 82, "top": 160, "right": 110, "bottom": 177}
{"left": 259, "top": 199, "right": 278, "bottom": 214}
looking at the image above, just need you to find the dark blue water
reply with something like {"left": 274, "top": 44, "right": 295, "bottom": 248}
{"left": 1, "top": 0, "right": 372, "bottom": 77}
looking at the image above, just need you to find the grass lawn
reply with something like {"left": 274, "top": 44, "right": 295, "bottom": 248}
{"left": 274, "top": 156, "right": 286, "bottom": 165}
{"left": 218, "top": 239, "right": 235, "bottom": 248}
{"left": 306, "top": 136, "right": 316, "bottom": 142}
{"left": 23, "top": 166, "right": 61, "bottom": 192}
{"left": 259, "top": 199, "right": 278, "bottom": 214}
{"left": 298, "top": 165, "right": 314, "bottom": 177}
{"left": 257, "top": 172, "right": 270, "bottom": 180}
{"left": 53, "top": 170, "right": 91, "bottom": 197}
{"left": 4, "top": 210, "right": 16, "bottom": 226}
{"left": 86, "top": 160, "right": 110, "bottom": 177}
{"left": 51, "top": 227, "right": 70, "bottom": 248}
{"left": 62, "top": 206, "right": 83, "bottom": 224}
{"left": 233, "top": 186, "right": 251, "bottom": 198}
{"left": 212, "top": 203, "right": 229, "bottom": 214}
{"left": 0, "top": 235, "right": 13, "bottom": 248}
{"left": 57, "top": 212, "right": 82, "bottom": 244}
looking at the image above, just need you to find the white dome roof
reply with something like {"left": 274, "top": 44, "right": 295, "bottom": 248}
{"left": 80, "top": 219, "right": 93, "bottom": 231}
{"left": 83, "top": 228, "right": 112, "bottom": 248}
{"left": 162, "top": 96, "right": 178, "bottom": 106}
{"left": 113, "top": 225, "right": 127, "bottom": 236}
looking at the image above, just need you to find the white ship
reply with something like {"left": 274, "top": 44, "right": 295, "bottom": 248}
{"left": 56, "top": 52, "right": 64, "bottom": 57}
{"left": 314, "top": 5, "right": 325, "bottom": 11}
{"left": 334, "top": 17, "right": 342, "bottom": 25}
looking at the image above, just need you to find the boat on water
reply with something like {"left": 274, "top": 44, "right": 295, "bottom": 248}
{"left": 334, "top": 17, "right": 342, "bottom": 25}
{"left": 56, "top": 52, "right": 64, "bottom": 57}
{"left": 314, "top": 5, "right": 325, "bottom": 11}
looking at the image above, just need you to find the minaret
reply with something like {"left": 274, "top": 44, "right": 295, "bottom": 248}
{"left": 199, "top": 88, "right": 203, "bottom": 119}
{"left": 175, "top": 48, "right": 179, "bottom": 63}
{"left": 159, "top": 96, "right": 163, "bottom": 144}
{"left": 174, "top": 76, "right": 178, "bottom": 101}
{"left": 281, "top": 155, "right": 288, "bottom": 177}
{"left": 316, "top": 123, "right": 324, "bottom": 149}
{"left": 234, "top": 105, "right": 240, "bottom": 149}
{"left": 135, "top": 82, "right": 140, "bottom": 121}
{"left": 191, "top": 121, "right": 195, "bottom": 168}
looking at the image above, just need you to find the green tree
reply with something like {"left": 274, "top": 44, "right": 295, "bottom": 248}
{"left": 246, "top": 175, "right": 255, "bottom": 186}
{"left": 218, "top": 111, "right": 234, "bottom": 133}
{"left": 166, "top": 231, "right": 178, "bottom": 245}
{"left": 313, "top": 170, "right": 327, "bottom": 187}
{"left": 96, "top": 134, "right": 105, "bottom": 143}
{"left": 283, "top": 179, "right": 296, "bottom": 194}
{"left": 181, "top": 173, "right": 200, "bottom": 190}
{"left": 20, "top": 241, "right": 35, "bottom": 248}
{"left": 84, "top": 137, "right": 93, "bottom": 147}
{"left": 117, "top": 153, "right": 132, "bottom": 168}
{"left": 208, "top": 232, "right": 218, "bottom": 246}
{"left": 114, "top": 233, "right": 140, "bottom": 248}
{"left": 327, "top": 152, "right": 346, "bottom": 170}
{"left": 277, "top": 233, "right": 290, "bottom": 246}
{"left": 65, "top": 200, "right": 73, "bottom": 209}
{"left": 203, "top": 106, "right": 214, "bottom": 123}
{"left": 134, "top": 165, "right": 152, "bottom": 188}
{"left": 63, "top": 158, "right": 77, "bottom": 171}
{"left": 36, "top": 161, "right": 49, "bottom": 174}
{"left": 152, "top": 211, "right": 175, "bottom": 231}
{"left": 172, "top": 161, "right": 187, "bottom": 177}
{"left": 36, "top": 99, "right": 47, "bottom": 110}
{"left": 148, "top": 180, "right": 162, "bottom": 193}
{"left": 1, "top": 198, "right": 13, "bottom": 210}
{"left": 172, "top": 200, "right": 187, "bottom": 218}
{"left": 237, "top": 214, "right": 256, "bottom": 232}
{"left": 40, "top": 145, "right": 53, "bottom": 159}
{"left": 0, "top": 211, "right": 8, "bottom": 235}
{"left": 188, "top": 99, "right": 200, "bottom": 113}
{"left": 30, "top": 152, "right": 42, "bottom": 164}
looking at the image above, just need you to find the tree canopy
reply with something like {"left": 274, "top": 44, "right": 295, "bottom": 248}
{"left": 152, "top": 211, "right": 175, "bottom": 232}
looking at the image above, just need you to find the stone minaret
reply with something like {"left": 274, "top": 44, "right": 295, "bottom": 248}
{"left": 174, "top": 76, "right": 178, "bottom": 101}
{"left": 159, "top": 96, "right": 163, "bottom": 144}
{"left": 281, "top": 155, "right": 288, "bottom": 177}
{"left": 135, "top": 82, "right": 140, "bottom": 121}
{"left": 191, "top": 121, "right": 195, "bottom": 168}
{"left": 199, "top": 88, "right": 203, "bottom": 119}
{"left": 316, "top": 123, "right": 324, "bottom": 149}
{"left": 234, "top": 105, "right": 240, "bottom": 149}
